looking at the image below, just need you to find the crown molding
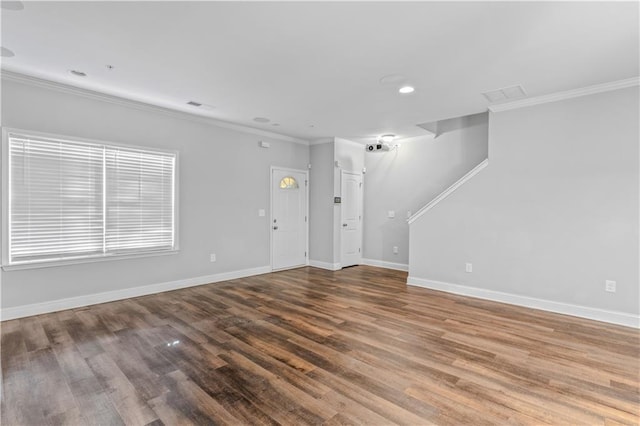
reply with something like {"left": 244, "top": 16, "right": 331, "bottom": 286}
{"left": 1, "top": 69, "right": 310, "bottom": 145}
{"left": 309, "top": 137, "right": 335, "bottom": 146}
{"left": 489, "top": 77, "right": 640, "bottom": 113}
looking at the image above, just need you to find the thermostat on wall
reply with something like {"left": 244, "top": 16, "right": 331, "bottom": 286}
{"left": 334, "top": 197, "right": 341, "bottom": 204}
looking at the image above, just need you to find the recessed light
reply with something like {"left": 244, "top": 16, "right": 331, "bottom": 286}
{"left": 380, "top": 134, "right": 395, "bottom": 143}
{"left": 69, "top": 70, "right": 87, "bottom": 77}
{"left": 253, "top": 117, "right": 270, "bottom": 123}
{"left": 399, "top": 86, "right": 415, "bottom": 94}
{"left": 1, "top": 47, "right": 15, "bottom": 58}
{"left": 1, "top": 1, "right": 24, "bottom": 11}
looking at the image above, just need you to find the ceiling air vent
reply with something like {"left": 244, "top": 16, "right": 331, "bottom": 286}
{"left": 482, "top": 85, "right": 526, "bottom": 103}
{"left": 186, "top": 101, "right": 202, "bottom": 107}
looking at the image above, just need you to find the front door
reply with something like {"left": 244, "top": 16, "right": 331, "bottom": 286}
{"left": 341, "top": 171, "right": 362, "bottom": 267}
{"left": 271, "top": 168, "right": 307, "bottom": 271}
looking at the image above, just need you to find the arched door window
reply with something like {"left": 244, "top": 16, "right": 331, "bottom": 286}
{"left": 279, "top": 176, "right": 299, "bottom": 189}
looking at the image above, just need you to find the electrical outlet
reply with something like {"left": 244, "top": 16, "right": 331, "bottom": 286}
{"left": 393, "top": 246, "right": 399, "bottom": 254}
{"left": 258, "top": 209, "right": 265, "bottom": 217}
{"left": 210, "top": 253, "right": 216, "bottom": 262}
{"left": 388, "top": 210, "right": 395, "bottom": 218}
{"left": 465, "top": 263, "right": 473, "bottom": 273}
{"left": 605, "top": 280, "right": 616, "bottom": 293}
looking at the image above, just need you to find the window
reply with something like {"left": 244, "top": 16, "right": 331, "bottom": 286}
{"left": 279, "top": 176, "right": 299, "bottom": 189}
{"left": 4, "top": 130, "right": 177, "bottom": 267}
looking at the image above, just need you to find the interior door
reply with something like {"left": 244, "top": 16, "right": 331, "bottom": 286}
{"left": 341, "top": 171, "right": 362, "bottom": 267}
{"left": 271, "top": 168, "right": 307, "bottom": 271}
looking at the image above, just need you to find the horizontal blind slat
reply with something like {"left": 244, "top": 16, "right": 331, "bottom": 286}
{"left": 8, "top": 132, "right": 176, "bottom": 264}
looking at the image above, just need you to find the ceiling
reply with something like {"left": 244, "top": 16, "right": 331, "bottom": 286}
{"left": 1, "top": 1, "right": 638, "bottom": 143}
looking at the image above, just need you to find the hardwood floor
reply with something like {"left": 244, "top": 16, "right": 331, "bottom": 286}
{"left": 1, "top": 266, "right": 639, "bottom": 425}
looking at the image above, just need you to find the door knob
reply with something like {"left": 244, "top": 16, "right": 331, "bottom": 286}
{"left": 273, "top": 226, "right": 278, "bottom": 230}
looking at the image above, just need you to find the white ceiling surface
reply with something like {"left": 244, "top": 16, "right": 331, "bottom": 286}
{"left": 1, "top": 1, "right": 638, "bottom": 143}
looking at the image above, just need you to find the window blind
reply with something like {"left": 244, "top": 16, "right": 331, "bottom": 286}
{"left": 105, "top": 147, "right": 175, "bottom": 253}
{"left": 7, "top": 132, "right": 176, "bottom": 265}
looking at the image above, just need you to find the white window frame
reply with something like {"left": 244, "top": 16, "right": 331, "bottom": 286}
{"left": 1, "top": 127, "right": 180, "bottom": 270}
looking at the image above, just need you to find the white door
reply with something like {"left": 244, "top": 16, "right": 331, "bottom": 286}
{"left": 341, "top": 171, "right": 363, "bottom": 267}
{"left": 271, "top": 168, "right": 308, "bottom": 271}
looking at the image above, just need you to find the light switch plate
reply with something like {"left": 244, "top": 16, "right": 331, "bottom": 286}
{"left": 388, "top": 210, "right": 395, "bottom": 218}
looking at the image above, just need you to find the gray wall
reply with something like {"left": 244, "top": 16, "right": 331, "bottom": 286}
{"left": 409, "top": 87, "right": 639, "bottom": 315}
{"left": 309, "top": 142, "right": 334, "bottom": 264}
{"left": 1, "top": 78, "right": 309, "bottom": 309}
{"left": 363, "top": 114, "right": 488, "bottom": 265}
{"left": 308, "top": 138, "right": 365, "bottom": 266}
{"left": 334, "top": 138, "right": 365, "bottom": 264}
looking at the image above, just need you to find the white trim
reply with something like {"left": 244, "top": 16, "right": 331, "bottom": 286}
{"left": 309, "top": 260, "right": 342, "bottom": 271}
{"left": 0, "top": 266, "right": 271, "bottom": 321}
{"left": 407, "top": 276, "right": 640, "bottom": 329}
{"left": 488, "top": 77, "right": 640, "bottom": 113}
{"left": 360, "top": 258, "right": 409, "bottom": 272}
{"left": 1, "top": 69, "right": 310, "bottom": 146}
{"left": 270, "top": 166, "right": 310, "bottom": 271}
{"left": 407, "top": 159, "right": 488, "bottom": 225}
{"left": 309, "top": 138, "right": 335, "bottom": 146}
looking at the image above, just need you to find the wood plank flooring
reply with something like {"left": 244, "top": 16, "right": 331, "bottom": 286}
{"left": 1, "top": 266, "right": 639, "bottom": 425}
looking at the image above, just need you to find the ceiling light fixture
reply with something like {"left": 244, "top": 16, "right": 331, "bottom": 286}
{"left": 399, "top": 86, "right": 415, "bottom": 94}
{"left": 1, "top": 47, "right": 15, "bottom": 58}
{"left": 69, "top": 70, "right": 87, "bottom": 77}
{"left": 379, "top": 134, "right": 396, "bottom": 143}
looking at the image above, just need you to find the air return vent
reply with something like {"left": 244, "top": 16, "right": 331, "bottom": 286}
{"left": 482, "top": 85, "right": 526, "bottom": 103}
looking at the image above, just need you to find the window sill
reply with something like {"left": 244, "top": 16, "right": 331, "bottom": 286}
{"left": 2, "top": 249, "right": 179, "bottom": 271}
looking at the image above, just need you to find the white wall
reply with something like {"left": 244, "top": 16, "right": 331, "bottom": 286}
{"left": 364, "top": 113, "right": 488, "bottom": 265}
{"left": 1, "top": 78, "right": 309, "bottom": 310}
{"left": 409, "top": 87, "right": 639, "bottom": 319}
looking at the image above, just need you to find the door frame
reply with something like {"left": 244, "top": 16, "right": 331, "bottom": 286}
{"left": 270, "top": 166, "right": 309, "bottom": 271}
{"left": 340, "top": 170, "right": 363, "bottom": 268}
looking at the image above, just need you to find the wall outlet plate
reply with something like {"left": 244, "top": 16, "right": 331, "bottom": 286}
{"left": 210, "top": 253, "right": 216, "bottom": 262}
{"left": 465, "top": 263, "right": 473, "bottom": 273}
{"left": 388, "top": 210, "right": 395, "bottom": 218}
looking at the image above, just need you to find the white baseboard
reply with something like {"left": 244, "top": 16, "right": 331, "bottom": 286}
{"left": 407, "top": 276, "right": 639, "bottom": 329}
{"left": 0, "top": 266, "right": 271, "bottom": 321}
{"left": 309, "top": 260, "right": 342, "bottom": 271}
{"left": 361, "top": 258, "right": 409, "bottom": 272}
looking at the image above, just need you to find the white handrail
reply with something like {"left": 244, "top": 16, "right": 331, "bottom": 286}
{"left": 407, "top": 159, "right": 488, "bottom": 225}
